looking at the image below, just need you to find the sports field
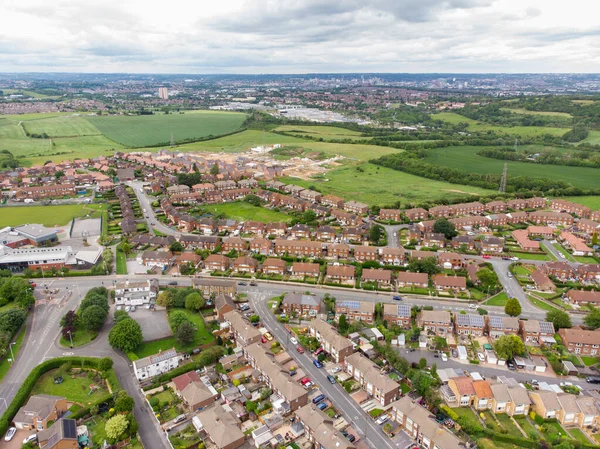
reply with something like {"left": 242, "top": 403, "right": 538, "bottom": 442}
{"left": 280, "top": 162, "right": 494, "bottom": 206}
{"left": 275, "top": 125, "right": 370, "bottom": 141}
{"left": 89, "top": 110, "right": 247, "bottom": 147}
{"left": 432, "top": 112, "right": 568, "bottom": 137}
{"left": 204, "top": 202, "right": 291, "bottom": 223}
{"left": 424, "top": 146, "right": 600, "bottom": 189}
{"left": 0, "top": 204, "right": 105, "bottom": 228}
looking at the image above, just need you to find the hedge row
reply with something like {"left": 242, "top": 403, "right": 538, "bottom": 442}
{"left": 0, "top": 357, "right": 119, "bottom": 436}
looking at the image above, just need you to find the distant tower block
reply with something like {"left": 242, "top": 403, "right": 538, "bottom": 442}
{"left": 499, "top": 162, "right": 508, "bottom": 193}
{"left": 158, "top": 87, "right": 169, "bottom": 100}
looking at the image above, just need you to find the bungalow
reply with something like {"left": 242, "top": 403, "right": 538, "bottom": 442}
{"left": 344, "top": 352, "right": 400, "bottom": 406}
{"left": 308, "top": 318, "right": 354, "bottom": 363}
{"left": 433, "top": 275, "right": 467, "bottom": 292}
{"left": 361, "top": 268, "right": 393, "bottom": 288}
{"left": 512, "top": 229, "right": 540, "bottom": 251}
{"left": 480, "top": 236, "right": 504, "bottom": 253}
{"left": 326, "top": 265, "right": 355, "bottom": 283}
{"left": 527, "top": 226, "right": 555, "bottom": 239}
{"left": 454, "top": 313, "right": 485, "bottom": 337}
{"left": 404, "top": 208, "right": 428, "bottom": 222}
{"left": 290, "top": 262, "right": 320, "bottom": 278}
{"left": 530, "top": 269, "right": 556, "bottom": 292}
{"left": 261, "top": 258, "right": 287, "bottom": 275}
{"left": 379, "top": 209, "right": 402, "bottom": 222}
{"left": 204, "top": 254, "right": 231, "bottom": 272}
{"left": 382, "top": 303, "right": 412, "bottom": 328}
{"left": 417, "top": 310, "right": 452, "bottom": 336}
{"left": 560, "top": 231, "right": 594, "bottom": 256}
{"left": 354, "top": 245, "right": 379, "bottom": 262}
{"left": 335, "top": 300, "right": 375, "bottom": 323}
{"left": 558, "top": 327, "right": 600, "bottom": 356}
{"left": 232, "top": 256, "right": 259, "bottom": 273}
{"left": 396, "top": 271, "right": 428, "bottom": 289}
{"left": 281, "top": 293, "right": 321, "bottom": 317}
{"left": 566, "top": 290, "right": 600, "bottom": 305}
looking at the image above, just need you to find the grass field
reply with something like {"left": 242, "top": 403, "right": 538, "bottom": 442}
{"left": 0, "top": 204, "right": 105, "bottom": 227}
{"left": 0, "top": 322, "right": 26, "bottom": 383}
{"left": 23, "top": 115, "right": 102, "bottom": 137}
{"left": 59, "top": 328, "right": 97, "bottom": 348}
{"left": 494, "top": 413, "right": 523, "bottom": 437}
{"left": 581, "top": 356, "right": 599, "bottom": 366}
{"left": 528, "top": 295, "right": 559, "bottom": 312}
{"left": 280, "top": 162, "right": 494, "bottom": 206}
{"left": 485, "top": 292, "right": 508, "bottom": 306}
{"left": 205, "top": 202, "right": 291, "bottom": 223}
{"left": 275, "top": 125, "right": 369, "bottom": 141}
{"left": 89, "top": 110, "right": 247, "bottom": 147}
{"left": 132, "top": 310, "right": 214, "bottom": 359}
{"left": 500, "top": 108, "right": 573, "bottom": 118}
{"left": 569, "top": 428, "right": 592, "bottom": 445}
{"left": 581, "top": 131, "right": 600, "bottom": 146}
{"left": 32, "top": 369, "right": 108, "bottom": 405}
{"left": 432, "top": 112, "right": 568, "bottom": 137}
{"left": 559, "top": 196, "right": 600, "bottom": 209}
{"left": 514, "top": 416, "right": 540, "bottom": 438}
{"left": 424, "top": 146, "right": 600, "bottom": 189}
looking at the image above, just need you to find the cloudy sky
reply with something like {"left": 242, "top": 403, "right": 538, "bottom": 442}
{"left": 1, "top": 0, "right": 598, "bottom": 73}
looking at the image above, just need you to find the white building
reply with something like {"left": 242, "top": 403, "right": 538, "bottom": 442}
{"left": 133, "top": 348, "right": 183, "bottom": 381}
{"left": 114, "top": 279, "right": 159, "bottom": 306}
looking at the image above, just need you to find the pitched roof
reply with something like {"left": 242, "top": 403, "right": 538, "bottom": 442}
{"left": 295, "top": 404, "right": 355, "bottom": 449}
{"left": 172, "top": 371, "right": 202, "bottom": 392}
{"left": 345, "top": 353, "right": 400, "bottom": 395}
{"left": 195, "top": 404, "right": 244, "bottom": 448}
{"left": 14, "top": 394, "right": 65, "bottom": 424}
{"left": 473, "top": 380, "right": 493, "bottom": 399}
{"left": 420, "top": 310, "right": 451, "bottom": 324}
{"left": 383, "top": 303, "right": 412, "bottom": 318}
{"left": 560, "top": 327, "right": 600, "bottom": 345}
{"left": 310, "top": 318, "right": 354, "bottom": 352}
{"left": 450, "top": 377, "right": 475, "bottom": 395}
{"left": 490, "top": 383, "right": 511, "bottom": 403}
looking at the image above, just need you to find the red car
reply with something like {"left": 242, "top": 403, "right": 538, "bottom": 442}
{"left": 261, "top": 336, "right": 267, "bottom": 344}
{"left": 300, "top": 377, "right": 311, "bottom": 385}
{"left": 296, "top": 345, "right": 304, "bottom": 354}
{"left": 314, "top": 347, "right": 324, "bottom": 356}
{"left": 482, "top": 255, "right": 491, "bottom": 259}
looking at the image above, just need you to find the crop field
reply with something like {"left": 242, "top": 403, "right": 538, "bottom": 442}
{"left": 424, "top": 146, "right": 600, "bottom": 189}
{"left": 0, "top": 204, "right": 105, "bottom": 227}
{"left": 88, "top": 110, "right": 247, "bottom": 147}
{"left": 275, "top": 125, "right": 370, "bottom": 141}
{"left": 279, "top": 162, "right": 494, "bottom": 206}
{"left": 500, "top": 108, "right": 573, "bottom": 118}
{"left": 204, "top": 202, "right": 291, "bottom": 223}
{"left": 431, "top": 112, "right": 568, "bottom": 137}
{"left": 23, "top": 115, "right": 102, "bottom": 137}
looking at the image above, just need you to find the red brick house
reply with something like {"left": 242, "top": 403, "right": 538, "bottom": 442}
{"left": 335, "top": 300, "right": 375, "bottom": 323}
{"left": 551, "top": 199, "right": 591, "bottom": 217}
{"left": 433, "top": 274, "right": 467, "bottom": 292}
{"left": 354, "top": 245, "right": 379, "bottom": 262}
{"left": 261, "top": 258, "right": 287, "bottom": 275}
{"left": 249, "top": 238, "right": 272, "bottom": 255}
{"left": 558, "top": 327, "right": 600, "bottom": 355}
{"left": 291, "top": 262, "right": 320, "bottom": 278}
{"left": 326, "top": 265, "right": 355, "bottom": 283}
{"left": 233, "top": 256, "right": 259, "bottom": 273}
{"left": 379, "top": 209, "right": 402, "bottom": 221}
{"left": 204, "top": 254, "right": 231, "bottom": 271}
{"left": 480, "top": 237, "right": 504, "bottom": 253}
{"left": 361, "top": 268, "right": 393, "bottom": 288}
{"left": 396, "top": 271, "right": 428, "bottom": 289}
{"left": 404, "top": 208, "right": 428, "bottom": 222}
{"left": 485, "top": 200, "right": 507, "bottom": 213}
{"left": 530, "top": 269, "right": 556, "bottom": 292}
{"left": 380, "top": 247, "right": 405, "bottom": 265}
{"left": 274, "top": 239, "right": 323, "bottom": 257}
{"left": 529, "top": 211, "right": 574, "bottom": 226}
{"left": 322, "top": 194, "right": 344, "bottom": 208}
{"left": 566, "top": 290, "right": 600, "bottom": 305}
{"left": 437, "top": 252, "right": 465, "bottom": 269}
{"left": 423, "top": 233, "right": 445, "bottom": 248}
{"left": 222, "top": 237, "right": 248, "bottom": 253}
{"left": 383, "top": 303, "right": 412, "bottom": 328}
{"left": 344, "top": 200, "right": 369, "bottom": 215}
{"left": 543, "top": 261, "right": 575, "bottom": 281}
{"left": 507, "top": 198, "right": 528, "bottom": 210}
{"left": 328, "top": 243, "right": 350, "bottom": 259}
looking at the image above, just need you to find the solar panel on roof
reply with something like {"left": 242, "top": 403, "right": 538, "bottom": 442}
{"left": 469, "top": 314, "right": 485, "bottom": 327}
{"left": 338, "top": 300, "right": 361, "bottom": 309}
{"left": 539, "top": 321, "right": 555, "bottom": 333}
{"left": 489, "top": 316, "right": 502, "bottom": 328}
{"left": 397, "top": 305, "right": 411, "bottom": 316}
{"left": 63, "top": 419, "right": 77, "bottom": 439}
{"left": 457, "top": 314, "right": 469, "bottom": 325}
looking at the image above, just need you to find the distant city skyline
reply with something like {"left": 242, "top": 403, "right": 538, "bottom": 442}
{"left": 0, "top": 0, "right": 598, "bottom": 74}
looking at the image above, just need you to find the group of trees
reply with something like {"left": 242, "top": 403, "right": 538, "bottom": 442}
{"left": 478, "top": 146, "right": 600, "bottom": 168}
{"left": 61, "top": 287, "right": 110, "bottom": 344}
{"left": 0, "top": 308, "right": 27, "bottom": 359}
{"left": 157, "top": 287, "right": 205, "bottom": 310}
{"left": 109, "top": 311, "right": 143, "bottom": 352}
{"left": 494, "top": 334, "right": 526, "bottom": 360}
{"left": 407, "top": 256, "right": 440, "bottom": 276}
{"left": 0, "top": 277, "right": 35, "bottom": 309}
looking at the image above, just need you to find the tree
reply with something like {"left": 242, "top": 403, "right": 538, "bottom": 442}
{"left": 301, "top": 210, "right": 316, "bottom": 223}
{"left": 584, "top": 308, "right": 600, "bottom": 329}
{"left": 170, "top": 241, "right": 184, "bottom": 253}
{"left": 412, "top": 371, "right": 433, "bottom": 395}
{"left": 98, "top": 357, "right": 113, "bottom": 372}
{"left": 249, "top": 315, "right": 260, "bottom": 324}
{"left": 593, "top": 232, "right": 599, "bottom": 246}
{"left": 108, "top": 317, "right": 143, "bottom": 352}
{"left": 210, "top": 163, "right": 219, "bottom": 175}
{"left": 156, "top": 290, "right": 173, "bottom": 308}
{"left": 169, "top": 310, "right": 191, "bottom": 332}
{"left": 494, "top": 335, "right": 526, "bottom": 360}
{"left": 105, "top": 414, "right": 129, "bottom": 441}
{"left": 121, "top": 242, "right": 131, "bottom": 256}
{"left": 418, "top": 357, "right": 427, "bottom": 369}
{"left": 61, "top": 310, "right": 79, "bottom": 328}
{"left": 244, "top": 194, "right": 261, "bottom": 207}
{"left": 114, "top": 391, "right": 135, "bottom": 413}
{"left": 338, "top": 314, "right": 349, "bottom": 335}
{"left": 0, "top": 308, "right": 27, "bottom": 335}
{"left": 176, "top": 321, "right": 195, "bottom": 345}
{"left": 80, "top": 294, "right": 109, "bottom": 313}
{"left": 185, "top": 292, "right": 205, "bottom": 311}
{"left": 433, "top": 218, "right": 457, "bottom": 239}
{"left": 476, "top": 268, "right": 500, "bottom": 291}
{"left": 433, "top": 336, "right": 447, "bottom": 350}
{"left": 80, "top": 305, "right": 107, "bottom": 331}
{"left": 408, "top": 256, "right": 440, "bottom": 275}
{"left": 114, "top": 309, "right": 129, "bottom": 322}
{"left": 369, "top": 225, "right": 382, "bottom": 243}
{"left": 546, "top": 309, "right": 572, "bottom": 329}
{"left": 504, "top": 297, "right": 522, "bottom": 317}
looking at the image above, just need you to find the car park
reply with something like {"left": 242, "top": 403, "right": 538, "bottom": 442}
{"left": 290, "top": 337, "right": 298, "bottom": 345}
{"left": 4, "top": 427, "right": 16, "bottom": 442}
{"left": 313, "top": 359, "right": 323, "bottom": 368}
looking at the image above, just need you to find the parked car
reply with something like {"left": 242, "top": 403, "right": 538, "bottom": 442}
{"left": 290, "top": 337, "right": 298, "bottom": 345}
{"left": 507, "top": 361, "right": 516, "bottom": 371}
{"left": 261, "top": 336, "right": 267, "bottom": 344}
{"left": 332, "top": 366, "right": 341, "bottom": 373}
{"left": 477, "top": 353, "right": 485, "bottom": 362}
{"left": 313, "top": 359, "right": 323, "bottom": 368}
{"left": 327, "top": 375, "right": 336, "bottom": 384}
{"left": 300, "top": 377, "right": 311, "bottom": 385}
{"left": 511, "top": 257, "right": 520, "bottom": 261}
{"left": 264, "top": 332, "right": 273, "bottom": 341}
{"left": 376, "top": 415, "right": 389, "bottom": 425}
{"left": 116, "top": 305, "right": 122, "bottom": 311}
{"left": 483, "top": 254, "right": 491, "bottom": 259}
{"left": 4, "top": 427, "right": 16, "bottom": 442}
{"left": 317, "top": 402, "right": 328, "bottom": 410}
{"left": 249, "top": 282, "right": 258, "bottom": 286}
{"left": 441, "top": 353, "right": 448, "bottom": 362}
{"left": 469, "top": 303, "right": 477, "bottom": 309}
{"left": 451, "top": 349, "right": 458, "bottom": 358}
{"left": 125, "top": 306, "right": 131, "bottom": 312}
{"left": 296, "top": 345, "right": 305, "bottom": 354}
{"left": 238, "top": 282, "right": 247, "bottom": 286}
{"left": 130, "top": 306, "right": 136, "bottom": 312}
{"left": 23, "top": 434, "right": 37, "bottom": 444}
{"left": 174, "top": 414, "right": 186, "bottom": 424}
{"left": 314, "top": 347, "right": 324, "bottom": 356}
{"left": 347, "top": 434, "right": 356, "bottom": 443}
{"left": 312, "top": 394, "right": 326, "bottom": 404}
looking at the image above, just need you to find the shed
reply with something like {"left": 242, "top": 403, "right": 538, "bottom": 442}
{"left": 485, "top": 349, "right": 497, "bottom": 365}
{"left": 418, "top": 335, "right": 427, "bottom": 348}
{"left": 563, "top": 360, "right": 579, "bottom": 375}
{"left": 532, "top": 357, "right": 547, "bottom": 373}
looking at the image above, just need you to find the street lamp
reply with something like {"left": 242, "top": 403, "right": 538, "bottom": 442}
{"left": 8, "top": 342, "right": 16, "bottom": 363}
{"left": 67, "top": 330, "right": 73, "bottom": 348}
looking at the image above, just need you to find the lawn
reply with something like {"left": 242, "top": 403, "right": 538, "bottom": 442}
{"left": 88, "top": 111, "right": 247, "bottom": 148}
{"left": 513, "top": 416, "right": 540, "bottom": 438}
{"left": 551, "top": 244, "right": 576, "bottom": 262}
{"left": 204, "top": 201, "right": 291, "bottom": 223}
{"left": 494, "top": 413, "right": 523, "bottom": 437}
{"left": 528, "top": 295, "right": 560, "bottom": 312}
{"left": 132, "top": 309, "right": 215, "bottom": 359}
{"left": 0, "top": 203, "right": 105, "bottom": 227}
{"left": 280, "top": 162, "right": 494, "bottom": 206}
{"left": 569, "top": 428, "right": 592, "bottom": 444}
{"left": 485, "top": 292, "right": 508, "bottom": 306}
{"left": 453, "top": 407, "right": 482, "bottom": 429}
{"left": 513, "top": 265, "right": 533, "bottom": 277}
{"left": 116, "top": 250, "right": 127, "bottom": 275}
{"left": 32, "top": 369, "right": 108, "bottom": 405}
{"left": 581, "top": 356, "right": 599, "bottom": 366}
{"left": 0, "top": 321, "right": 27, "bottom": 383}
{"left": 424, "top": 145, "right": 600, "bottom": 189}
{"left": 431, "top": 112, "right": 569, "bottom": 137}
{"left": 575, "top": 256, "right": 599, "bottom": 264}
{"left": 481, "top": 411, "right": 503, "bottom": 433}
{"left": 510, "top": 251, "right": 551, "bottom": 261}
{"left": 543, "top": 421, "right": 569, "bottom": 439}
{"left": 59, "top": 327, "right": 98, "bottom": 348}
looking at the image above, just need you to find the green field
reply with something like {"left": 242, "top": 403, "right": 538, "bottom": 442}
{"left": 556, "top": 196, "right": 600, "bottom": 210}
{"left": 581, "top": 131, "right": 600, "bottom": 145}
{"left": 23, "top": 115, "right": 102, "bottom": 137}
{"left": 32, "top": 369, "right": 109, "bottom": 405}
{"left": 432, "top": 112, "right": 568, "bottom": 137}
{"left": 59, "top": 328, "right": 97, "bottom": 348}
{"left": 275, "top": 125, "right": 369, "bottom": 141}
{"left": 280, "top": 162, "right": 494, "bottom": 206}
{"left": 424, "top": 146, "right": 600, "bottom": 189}
{"left": 485, "top": 292, "right": 508, "bottom": 306}
{"left": 0, "top": 204, "right": 105, "bottom": 227}
{"left": 569, "top": 428, "right": 592, "bottom": 444}
{"left": 528, "top": 295, "right": 559, "bottom": 312}
{"left": 500, "top": 108, "right": 573, "bottom": 118}
{"left": 205, "top": 202, "right": 291, "bottom": 223}
{"left": 89, "top": 110, "right": 247, "bottom": 147}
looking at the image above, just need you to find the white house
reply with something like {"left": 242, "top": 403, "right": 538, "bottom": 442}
{"left": 115, "top": 279, "right": 159, "bottom": 306}
{"left": 133, "top": 348, "right": 183, "bottom": 381}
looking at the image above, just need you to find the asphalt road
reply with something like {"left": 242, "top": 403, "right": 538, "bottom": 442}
{"left": 250, "top": 290, "right": 398, "bottom": 449}
{"left": 128, "top": 181, "right": 179, "bottom": 237}
{"left": 382, "top": 224, "right": 409, "bottom": 249}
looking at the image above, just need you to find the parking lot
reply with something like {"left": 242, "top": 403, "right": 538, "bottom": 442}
{"left": 119, "top": 307, "right": 172, "bottom": 341}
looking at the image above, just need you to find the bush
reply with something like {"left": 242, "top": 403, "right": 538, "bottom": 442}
{"left": 440, "top": 405, "right": 459, "bottom": 421}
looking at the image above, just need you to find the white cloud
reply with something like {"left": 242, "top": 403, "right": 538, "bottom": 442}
{"left": 0, "top": 0, "right": 598, "bottom": 73}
